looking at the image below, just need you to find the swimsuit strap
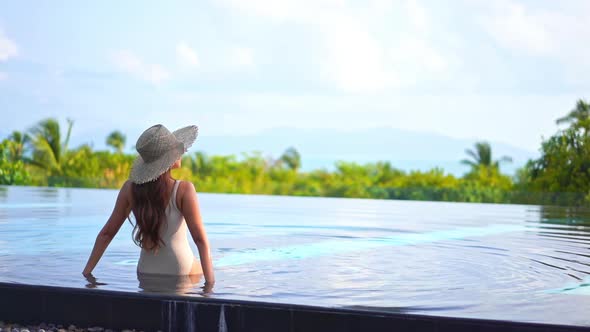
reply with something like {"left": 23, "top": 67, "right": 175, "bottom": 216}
{"left": 171, "top": 180, "right": 181, "bottom": 211}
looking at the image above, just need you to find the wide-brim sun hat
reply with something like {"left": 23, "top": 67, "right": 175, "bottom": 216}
{"left": 129, "top": 124, "right": 198, "bottom": 184}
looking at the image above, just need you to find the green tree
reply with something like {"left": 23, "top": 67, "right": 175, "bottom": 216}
{"left": 556, "top": 99, "right": 590, "bottom": 126}
{"left": 524, "top": 100, "right": 590, "bottom": 205}
{"left": 461, "top": 141, "right": 512, "bottom": 171}
{"left": 28, "top": 118, "right": 74, "bottom": 175}
{"left": 527, "top": 128, "right": 590, "bottom": 203}
{"left": 0, "top": 139, "right": 30, "bottom": 184}
{"left": 6, "top": 111, "right": 590, "bottom": 206}
{"left": 279, "top": 147, "right": 301, "bottom": 171}
{"left": 5, "top": 130, "right": 31, "bottom": 161}
{"left": 192, "top": 151, "right": 214, "bottom": 176}
{"left": 106, "top": 130, "right": 126, "bottom": 153}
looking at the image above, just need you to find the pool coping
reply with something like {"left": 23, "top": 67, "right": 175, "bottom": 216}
{"left": 1, "top": 282, "right": 588, "bottom": 332}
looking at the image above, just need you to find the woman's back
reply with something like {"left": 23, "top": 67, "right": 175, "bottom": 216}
{"left": 83, "top": 124, "right": 213, "bottom": 285}
{"left": 137, "top": 180, "right": 198, "bottom": 275}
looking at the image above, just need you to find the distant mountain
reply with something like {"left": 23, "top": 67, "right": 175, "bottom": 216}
{"left": 195, "top": 127, "right": 539, "bottom": 176}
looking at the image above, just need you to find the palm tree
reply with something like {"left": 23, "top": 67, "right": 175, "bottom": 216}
{"left": 6, "top": 130, "right": 31, "bottom": 161}
{"left": 106, "top": 130, "right": 126, "bottom": 153}
{"left": 279, "top": 147, "right": 301, "bottom": 171}
{"left": 183, "top": 151, "right": 213, "bottom": 177}
{"left": 195, "top": 151, "right": 214, "bottom": 176}
{"left": 556, "top": 99, "right": 590, "bottom": 126}
{"left": 461, "top": 141, "right": 512, "bottom": 171}
{"left": 28, "top": 118, "right": 74, "bottom": 174}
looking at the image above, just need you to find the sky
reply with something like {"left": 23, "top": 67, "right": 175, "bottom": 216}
{"left": 0, "top": 0, "right": 588, "bottom": 154}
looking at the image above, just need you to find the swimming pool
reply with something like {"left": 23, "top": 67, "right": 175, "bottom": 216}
{"left": 1, "top": 185, "right": 589, "bottom": 326}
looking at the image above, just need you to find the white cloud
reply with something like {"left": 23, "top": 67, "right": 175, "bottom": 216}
{"left": 0, "top": 72, "right": 6, "bottom": 80}
{"left": 480, "top": 2, "right": 553, "bottom": 55}
{"left": 219, "top": 0, "right": 387, "bottom": 91}
{"left": 390, "top": 37, "right": 450, "bottom": 85}
{"left": 111, "top": 50, "right": 170, "bottom": 84}
{"left": 319, "top": 1, "right": 451, "bottom": 92}
{"left": 479, "top": 0, "right": 590, "bottom": 85}
{"left": 230, "top": 47, "right": 255, "bottom": 67}
{"left": 219, "top": 0, "right": 390, "bottom": 91}
{"left": 176, "top": 41, "right": 200, "bottom": 67}
{"left": 218, "top": 0, "right": 345, "bottom": 22}
{"left": 480, "top": 0, "right": 590, "bottom": 59}
{"left": 318, "top": 14, "right": 391, "bottom": 93}
{"left": 0, "top": 30, "right": 18, "bottom": 61}
{"left": 406, "top": 0, "right": 428, "bottom": 33}
{"left": 218, "top": 0, "right": 451, "bottom": 93}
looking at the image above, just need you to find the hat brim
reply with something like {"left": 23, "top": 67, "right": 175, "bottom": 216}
{"left": 173, "top": 125, "right": 199, "bottom": 152}
{"left": 129, "top": 125, "right": 199, "bottom": 184}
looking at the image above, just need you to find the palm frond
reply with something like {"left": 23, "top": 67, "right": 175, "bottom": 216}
{"left": 460, "top": 159, "right": 477, "bottom": 167}
{"left": 465, "top": 149, "right": 480, "bottom": 164}
{"left": 31, "top": 135, "right": 60, "bottom": 172}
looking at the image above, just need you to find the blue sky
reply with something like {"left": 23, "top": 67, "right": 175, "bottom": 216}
{"left": 0, "top": 0, "right": 588, "bottom": 154}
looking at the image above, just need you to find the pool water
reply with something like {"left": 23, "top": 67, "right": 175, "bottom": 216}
{"left": 1, "top": 185, "right": 590, "bottom": 326}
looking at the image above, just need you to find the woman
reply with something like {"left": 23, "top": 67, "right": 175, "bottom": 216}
{"left": 82, "top": 124, "right": 214, "bottom": 288}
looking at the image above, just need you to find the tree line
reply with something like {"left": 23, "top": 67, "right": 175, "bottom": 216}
{"left": 2, "top": 100, "right": 590, "bottom": 206}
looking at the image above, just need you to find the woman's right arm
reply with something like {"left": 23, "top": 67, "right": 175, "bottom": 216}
{"left": 181, "top": 181, "right": 215, "bottom": 284}
{"left": 83, "top": 180, "right": 132, "bottom": 276}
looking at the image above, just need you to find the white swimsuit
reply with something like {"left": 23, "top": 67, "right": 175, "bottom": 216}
{"left": 137, "top": 180, "right": 197, "bottom": 275}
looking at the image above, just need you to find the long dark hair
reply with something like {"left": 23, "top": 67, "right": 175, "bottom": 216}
{"left": 130, "top": 172, "right": 171, "bottom": 252}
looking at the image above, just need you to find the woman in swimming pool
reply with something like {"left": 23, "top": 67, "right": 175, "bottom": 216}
{"left": 82, "top": 124, "right": 214, "bottom": 288}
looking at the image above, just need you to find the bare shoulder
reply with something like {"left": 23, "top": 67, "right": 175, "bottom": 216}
{"left": 120, "top": 180, "right": 134, "bottom": 196}
{"left": 176, "top": 180, "right": 197, "bottom": 211}
{"left": 178, "top": 180, "right": 196, "bottom": 197}
{"left": 122, "top": 180, "right": 134, "bottom": 190}
{"left": 119, "top": 180, "right": 134, "bottom": 203}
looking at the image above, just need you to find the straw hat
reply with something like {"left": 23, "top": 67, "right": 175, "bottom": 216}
{"left": 129, "top": 124, "right": 198, "bottom": 184}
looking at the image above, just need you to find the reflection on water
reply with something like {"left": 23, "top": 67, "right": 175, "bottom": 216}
{"left": 137, "top": 272, "right": 206, "bottom": 295}
{"left": 84, "top": 273, "right": 108, "bottom": 289}
{"left": 83, "top": 272, "right": 208, "bottom": 295}
{"left": 539, "top": 205, "right": 590, "bottom": 227}
{"left": 31, "top": 186, "right": 60, "bottom": 199}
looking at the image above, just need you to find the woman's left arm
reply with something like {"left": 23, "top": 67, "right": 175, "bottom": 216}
{"left": 82, "top": 181, "right": 132, "bottom": 276}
